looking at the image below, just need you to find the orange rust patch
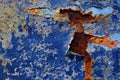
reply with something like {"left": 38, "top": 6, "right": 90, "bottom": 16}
{"left": 54, "top": 13, "right": 70, "bottom": 22}
{"left": 23, "top": 8, "right": 41, "bottom": 15}
{"left": 54, "top": 13, "right": 68, "bottom": 18}
{"left": 90, "top": 35, "right": 120, "bottom": 48}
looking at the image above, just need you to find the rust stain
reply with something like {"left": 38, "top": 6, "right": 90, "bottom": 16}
{"left": 54, "top": 13, "right": 70, "bottom": 22}
{"left": 23, "top": 6, "right": 119, "bottom": 80}
{"left": 69, "top": 32, "right": 93, "bottom": 80}
{"left": 90, "top": 35, "right": 120, "bottom": 48}
{"left": 69, "top": 32, "right": 93, "bottom": 55}
{"left": 57, "top": 8, "right": 105, "bottom": 32}
{"left": 22, "top": 24, "right": 27, "bottom": 31}
{"left": 23, "top": 8, "right": 41, "bottom": 15}
{"left": 61, "top": 7, "right": 119, "bottom": 80}
{"left": 69, "top": 32, "right": 120, "bottom": 80}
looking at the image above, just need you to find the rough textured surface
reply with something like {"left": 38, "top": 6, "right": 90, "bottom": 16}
{"left": 0, "top": 0, "right": 120, "bottom": 80}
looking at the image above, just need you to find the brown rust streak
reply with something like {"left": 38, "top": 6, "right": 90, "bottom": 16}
{"left": 58, "top": 8, "right": 107, "bottom": 80}
{"left": 57, "top": 7, "right": 119, "bottom": 80}
{"left": 56, "top": 8, "right": 108, "bottom": 33}
{"left": 69, "top": 32, "right": 93, "bottom": 80}
{"left": 22, "top": 24, "right": 27, "bottom": 31}
{"left": 58, "top": 8, "right": 99, "bottom": 32}
{"left": 69, "top": 32, "right": 120, "bottom": 80}
{"left": 69, "top": 32, "right": 93, "bottom": 55}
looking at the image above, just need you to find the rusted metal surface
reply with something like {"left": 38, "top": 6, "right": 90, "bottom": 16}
{"left": 69, "top": 32, "right": 120, "bottom": 80}
{"left": 23, "top": 6, "right": 120, "bottom": 80}
{"left": 59, "top": 8, "right": 94, "bottom": 32}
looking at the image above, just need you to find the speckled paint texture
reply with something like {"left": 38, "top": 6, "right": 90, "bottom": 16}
{"left": 0, "top": 0, "right": 120, "bottom": 80}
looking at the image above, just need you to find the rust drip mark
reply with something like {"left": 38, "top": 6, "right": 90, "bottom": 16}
{"left": 69, "top": 32, "right": 93, "bottom": 80}
{"left": 57, "top": 8, "right": 105, "bottom": 32}
{"left": 22, "top": 24, "right": 27, "bottom": 31}
{"left": 69, "top": 32, "right": 120, "bottom": 80}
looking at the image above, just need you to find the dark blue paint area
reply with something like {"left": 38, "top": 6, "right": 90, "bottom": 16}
{"left": 18, "top": 24, "right": 23, "bottom": 32}
{"left": 91, "top": 47, "right": 120, "bottom": 79}
{"left": 113, "top": 5, "right": 120, "bottom": 13}
{"left": 92, "top": 47, "right": 106, "bottom": 59}
{"left": 43, "top": 74, "right": 54, "bottom": 80}
{"left": 43, "top": 22, "right": 72, "bottom": 55}
{"left": 0, "top": 43, "right": 6, "bottom": 55}
{"left": 66, "top": 70, "right": 73, "bottom": 76}
{"left": 0, "top": 61, "right": 7, "bottom": 80}
{"left": 113, "top": 0, "right": 120, "bottom": 5}
{"left": 94, "top": 69, "right": 104, "bottom": 78}
{"left": 111, "top": 48, "right": 120, "bottom": 76}
{"left": 111, "top": 14, "right": 118, "bottom": 23}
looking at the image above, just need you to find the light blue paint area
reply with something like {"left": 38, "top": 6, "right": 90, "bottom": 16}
{"left": 87, "top": 43, "right": 96, "bottom": 53}
{"left": 87, "top": 42, "right": 112, "bottom": 52}
{"left": 74, "top": 1, "right": 81, "bottom": 6}
{"left": 86, "top": 7, "right": 113, "bottom": 16}
{"left": 117, "top": 44, "right": 120, "bottom": 48}
{"left": 99, "top": 45, "right": 112, "bottom": 50}
{"left": 89, "top": 43, "right": 112, "bottom": 51}
{"left": 69, "top": 6, "right": 80, "bottom": 10}
{"left": 101, "top": 44, "right": 120, "bottom": 50}
{"left": 110, "top": 33, "right": 120, "bottom": 41}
